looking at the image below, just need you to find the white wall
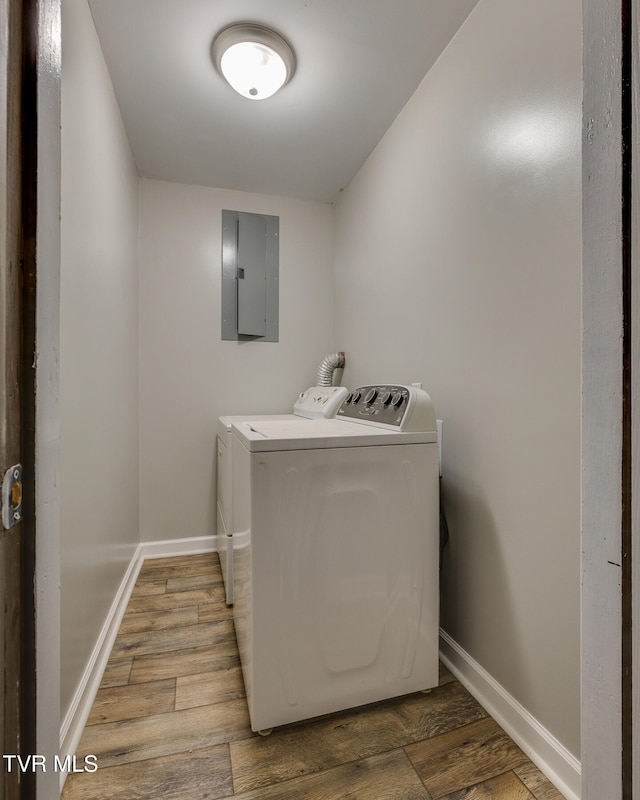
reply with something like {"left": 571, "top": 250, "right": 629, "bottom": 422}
{"left": 334, "top": 0, "right": 581, "bottom": 758}
{"left": 139, "top": 179, "right": 335, "bottom": 542}
{"left": 60, "top": 0, "right": 140, "bottom": 719}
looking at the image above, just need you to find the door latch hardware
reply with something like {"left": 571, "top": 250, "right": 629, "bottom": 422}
{"left": 2, "top": 464, "right": 23, "bottom": 530}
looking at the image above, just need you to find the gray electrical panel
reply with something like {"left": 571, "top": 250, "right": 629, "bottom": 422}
{"left": 221, "top": 209, "right": 279, "bottom": 341}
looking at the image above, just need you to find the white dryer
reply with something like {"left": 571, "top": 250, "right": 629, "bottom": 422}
{"left": 230, "top": 384, "right": 440, "bottom": 733}
{"left": 216, "top": 386, "right": 348, "bottom": 604}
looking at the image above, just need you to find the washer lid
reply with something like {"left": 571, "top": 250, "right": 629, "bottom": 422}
{"left": 217, "top": 413, "right": 297, "bottom": 440}
{"left": 231, "top": 418, "right": 436, "bottom": 452}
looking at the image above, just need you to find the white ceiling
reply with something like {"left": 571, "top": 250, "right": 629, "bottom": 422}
{"left": 88, "top": 0, "right": 480, "bottom": 203}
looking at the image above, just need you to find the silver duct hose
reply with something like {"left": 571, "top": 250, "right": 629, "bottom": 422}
{"left": 316, "top": 352, "right": 346, "bottom": 387}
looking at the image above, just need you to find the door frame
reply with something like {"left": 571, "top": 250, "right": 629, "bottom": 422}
{"left": 0, "top": 0, "right": 29, "bottom": 795}
{"left": 582, "top": 0, "right": 636, "bottom": 797}
{"left": 26, "top": 0, "right": 61, "bottom": 798}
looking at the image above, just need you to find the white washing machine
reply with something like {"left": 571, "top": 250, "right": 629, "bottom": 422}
{"left": 216, "top": 386, "right": 348, "bottom": 604}
{"left": 230, "top": 384, "right": 440, "bottom": 732}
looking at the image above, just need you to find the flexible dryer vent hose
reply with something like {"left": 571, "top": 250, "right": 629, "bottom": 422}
{"left": 316, "top": 352, "right": 346, "bottom": 386}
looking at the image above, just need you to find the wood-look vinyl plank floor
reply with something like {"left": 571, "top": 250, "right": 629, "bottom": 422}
{"left": 135, "top": 553, "right": 215, "bottom": 578}
{"left": 110, "top": 617, "right": 236, "bottom": 660}
{"left": 125, "top": 586, "right": 225, "bottom": 614}
{"left": 514, "top": 762, "right": 569, "bottom": 800}
{"left": 405, "top": 717, "right": 531, "bottom": 798}
{"left": 175, "top": 667, "right": 245, "bottom": 710}
{"left": 130, "top": 579, "right": 167, "bottom": 597}
{"left": 62, "top": 554, "right": 566, "bottom": 800}
{"left": 165, "top": 572, "right": 224, "bottom": 593}
{"left": 87, "top": 678, "right": 176, "bottom": 725}
{"left": 61, "top": 744, "right": 233, "bottom": 800}
{"left": 228, "top": 749, "right": 433, "bottom": 800}
{"left": 198, "top": 601, "right": 235, "bottom": 624}
{"left": 75, "top": 699, "right": 252, "bottom": 769}
{"left": 127, "top": 642, "right": 239, "bottom": 684}
{"left": 229, "top": 680, "right": 487, "bottom": 794}
{"left": 99, "top": 659, "right": 133, "bottom": 689}
{"left": 441, "top": 771, "right": 536, "bottom": 799}
{"left": 118, "top": 606, "right": 199, "bottom": 635}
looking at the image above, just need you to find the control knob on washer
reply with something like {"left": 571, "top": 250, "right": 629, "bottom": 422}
{"left": 364, "top": 389, "right": 378, "bottom": 404}
{"left": 380, "top": 391, "right": 392, "bottom": 405}
{"left": 392, "top": 392, "right": 404, "bottom": 408}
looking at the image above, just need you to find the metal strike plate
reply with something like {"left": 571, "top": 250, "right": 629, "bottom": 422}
{"left": 2, "top": 464, "right": 23, "bottom": 530}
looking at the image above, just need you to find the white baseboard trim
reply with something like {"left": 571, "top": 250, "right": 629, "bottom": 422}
{"left": 139, "top": 535, "right": 218, "bottom": 560}
{"left": 439, "top": 630, "right": 581, "bottom": 800}
{"left": 58, "top": 544, "right": 144, "bottom": 791}
{"left": 58, "top": 535, "right": 217, "bottom": 792}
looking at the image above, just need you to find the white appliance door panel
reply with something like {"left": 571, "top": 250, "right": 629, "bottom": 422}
{"left": 216, "top": 504, "right": 233, "bottom": 605}
{"left": 216, "top": 435, "right": 233, "bottom": 604}
{"left": 216, "top": 434, "right": 231, "bottom": 530}
{"left": 231, "top": 440, "right": 253, "bottom": 703}
{"left": 246, "top": 443, "right": 439, "bottom": 731}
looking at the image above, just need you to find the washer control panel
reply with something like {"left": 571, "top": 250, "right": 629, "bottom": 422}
{"left": 293, "top": 386, "right": 349, "bottom": 419}
{"left": 337, "top": 384, "right": 436, "bottom": 432}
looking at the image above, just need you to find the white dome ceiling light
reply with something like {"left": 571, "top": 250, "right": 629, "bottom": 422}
{"left": 212, "top": 23, "right": 296, "bottom": 100}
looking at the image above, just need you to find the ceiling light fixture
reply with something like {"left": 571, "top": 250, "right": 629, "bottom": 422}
{"left": 212, "top": 23, "right": 296, "bottom": 100}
